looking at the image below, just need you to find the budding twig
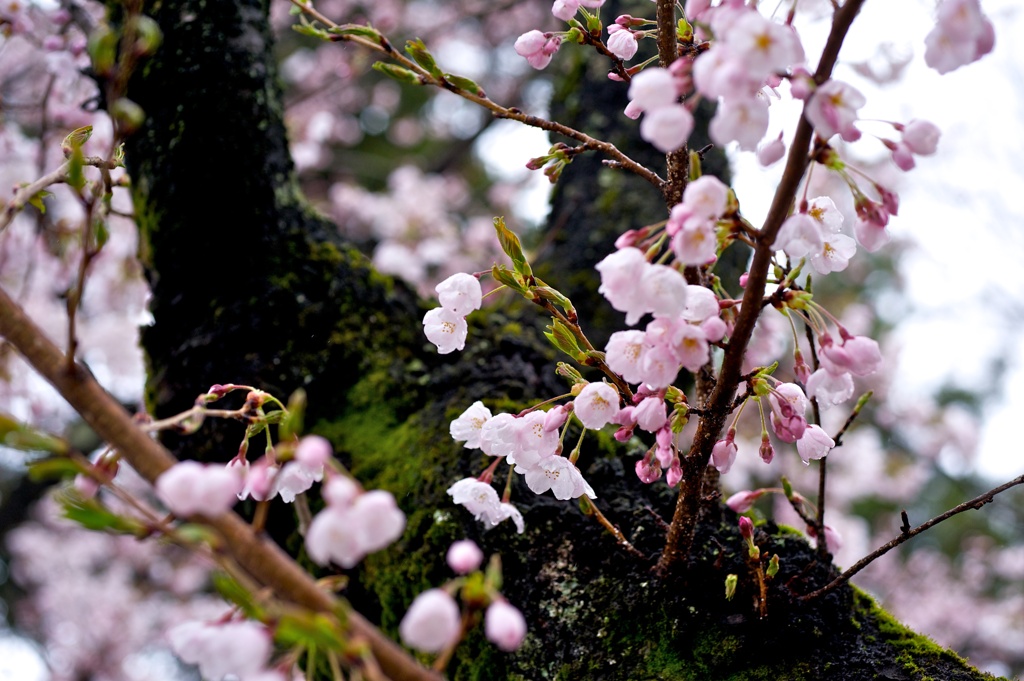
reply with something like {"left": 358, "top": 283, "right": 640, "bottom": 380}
{"left": 799, "top": 472, "right": 1024, "bottom": 602}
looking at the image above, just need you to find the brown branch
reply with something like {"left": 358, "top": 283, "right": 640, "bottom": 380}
{"left": 0, "top": 285, "right": 442, "bottom": 681}
{"left": 657, "top": 0, "right": 867, "bottom": 575}
{"left": 290, "top": 1, "right": 663, "bottom": 190}
{"left": 799, "top": 472, "right": 1024, "bottom": 602}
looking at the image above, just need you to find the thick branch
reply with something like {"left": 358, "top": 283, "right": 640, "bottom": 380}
{"left": 657, "top": 0, "right": 866, "bottom": 574}
{"left": 0, "top": 285, "right": 441, "bottom": 681}
{"left": 800, "top": 472, "right": 1024, "bottom": 601}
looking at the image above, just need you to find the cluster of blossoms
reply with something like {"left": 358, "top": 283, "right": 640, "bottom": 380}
{"left": 168, "top": 620, "right": 283, "bottom": 681}
{"left": 154, "top": 429, "right": 409, "bottom": 571}
{"left": 399, "top": 539, "right": 527, "bottom": 654}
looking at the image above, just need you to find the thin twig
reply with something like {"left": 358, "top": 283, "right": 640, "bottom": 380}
{"left": 800, "top": 472, "right": 1024, "bottom": 602}
{"left": 289, "top": 1, "right": 663, "bottom": 190}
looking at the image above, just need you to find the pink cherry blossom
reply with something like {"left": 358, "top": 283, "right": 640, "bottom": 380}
{"left": 901, "top": 119, "right": 941, "bottom": 155}
{"left": 596, "top": 246, "right": 649, "bottom": 325}
{"left": 641, "top": 263, "right": 689, "bottom": 318}
{"left": 627, "top": 67, "right": 678, "bottom": 112}
{"left": 509, "top": 410, "right": 560, "bottom": 471}
{"left": 270, "top": 459, "right": 324, "bottom": 502}
{"left": 671, "top": 219, "right": 718, "bottom": 266}
{"left": 294, "top": 434, "right": 333, "bottom": 468}
{"left": 574, "top": 382, "right": 621, "bottom": 430}
{"left": 423, "top": 307, "right": 468, "bottom": 354}
{"left": 169, "top": 620, "right": 272, "bottom": 681}
{"left": 819, "top": 334, "right": 882, "bottom": 377}
{"left": 768, "top": 383, "right": 809, "bottom": 443}
{"left": 725, "top": 489, "right": 765, "bottom": 513}
{"left": 156, "top": 461, "right": 243, "bottom": 517}
{"left": 446, "top": 539, "right": 484, "bottom": 574}
{"left": 607, "top": 25, "right": 638, "bottom": 61}
{"left": 773, "top": 212, "right": 824, "bottom": 260}
{"left": 924, "top": 0, "right": 994, "bottom": 74}
{"left": 435, "top": 272, "right": 482, "bottom": 316}
{"left": 640, "top": 104, "right": 694, "bottom": 153}
{"left": 757, "top": 133, "right": 786, "bottom": 166}
{"left": 805, "top": 367, "right": 855, "bottom": 406}
{"left": 635, "top": 452, "right": 662, "bottom": 483}
{"left": 805, "top": 79, "right": 865, "bottom": 142}
{"left": 450, "top": 400, "right": 493, "bottom": 449}
{"left": 683, "top": 175, "right": 730, "bottom": 221}
{"left": 605, "top": 330, "right": 647, "bottom": 384}
{"left": 633, "top": 396, "right": 667, "bottom": 432}
{"left": 485, "top": 600, "right": 528, "bottom": 652}
{"left": 515, "top": 30, "right": 561, "bottom": 70}
{"left": 479, "top": 412, "right": 518, "bottom": 457}
{"left": 524, "top": 456, "right": 595, "bottom": 499}
{"left": 712, "top": 432, "right": 738, "bottom": 474}
{"left": 796, "top": 424, "right": 835, "bottom": 464}
{"left": 709, "top": 95, "right": 769, "bottom": 151}
{"left": 809, "top": 231, "right": 857, "bottom": 275}
{"left": 399, "top": 588, "right": 461, "bottom": 653}
{"left": 447, "top": 478, "right": 523, "bottom": 532}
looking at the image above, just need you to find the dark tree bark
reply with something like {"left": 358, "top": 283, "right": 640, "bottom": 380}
{"left": 121, "top": 1, "right": 1001, "bottom": 679}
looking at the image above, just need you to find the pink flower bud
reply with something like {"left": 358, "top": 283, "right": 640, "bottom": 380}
{"left": 485, "top": 600, "right": 528, "bottom": 651}
{"left": 635, "top": 452, "right": 662, "bottom": 484}
{"left": 295, "top": 434, "right": 333, "bottom": 468}
{"left": 726, "top": 490, "right": 764, "bottom": 513}
{"left": 399, "top": 589, "right": 462, "bottom": 653}
{"left": 446, "top": 539, "right": 484, "bottom": 574}
{"left": 739, "top": 515, "right": 754, "bottom": 540}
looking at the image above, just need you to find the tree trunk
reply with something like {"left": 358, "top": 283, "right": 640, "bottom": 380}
{"left": 122, "top": 1, "right": 999, "bottom": 679}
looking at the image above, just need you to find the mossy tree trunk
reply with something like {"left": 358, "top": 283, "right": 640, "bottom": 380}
{"left": 122, "top": 1, "right": 999, "bottom": 679}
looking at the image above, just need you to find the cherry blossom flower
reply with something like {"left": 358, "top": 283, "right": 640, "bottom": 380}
{"left": 479, "top": 412, "right": 518, "bottom": 458}
{"left": 773, "top": 212, "right": 824, "bottom": 260}
{"left": 757, "top": 133, "right": 786, "bottom": 166}
{"left": 809, "top": 231, "right": 857, "bottom": 275}
{"left": 524, "top": 456, "right": 596, "bottom": 500}
{"left": 605, "top": 330, "right": 647, "bottom": 384}
{"left": 399, "top": 589, "right": 461, "bottom": 653}
{"left": 450, "top": 400, "right": 493, "bottom": 449}
{"left": 270, "top": 459, "right": 324, "bottom": 502}
{"left": 446, "top": 539, "right": 484, "bottom": 574}
{"left": 447, "top": 478, "right": 524, "bottom": 533}
{"left": 305, "top": 489, "right": 406, "bottom": 567}
{"left": 168, "top": 620, "right": 273, "bottom": 681}
{"left": 924, "top": 0, "right": 994, "bottom": 74}
{"left": 768, "top": 383, "right": 809, "bottom": 443}
{"left": 485, "top": 600, "right": 528, "bottom": 651}
{"left": 819, "top": 334, "right": 882, "bottom": 377}
{"left": 901, "top": 119, "right": 941, "bottom": 156}
{"left": 726, "top": 489, "right": 765, "bottom": 513}
{"left": 423, "top": 306, "right": 468, "bottom": 354}
{"left": 607, "top": 24, "right": 638, "bottom": 61}
{"left": 635, "top": 452, "right": 662, "bottom": 483}
{"left": 435, "top": 272, "right": 482, "bottom": 316}
{"left": 156, "top": 461, "right": 242, "bottom": 517}
{"left": 634, "top": 396, "right": 668, "bottom": 432}
{"left": 640, "top": 104, "right": 694, "bottom": 153}
{"left": 797, "top": 424, "right": 835, "bottom": 464}
{"left": 712, "top": 430, "right": 738, "bottom": 473}
{"left": 294, "top": 434, "right": 333, "bottom": 468}
{"left": 682, "top": 175, "right": 730, "bottom": 221}
{"left": 515, "top": 30, "right": 561, "bottom": 70}
{"left": 596, "top": 246, "right": 649, "bottom": 325}
{"left": 641, "top": 263, "right": 689, "bottom": 318}
{"left": 708, "top": 95, "right": 769, "bottom": 151}
{"left": 805, "top": 367, "right": 855, "bottom": 406}
{"left": 574, "top": 382, "right": 621, "bottom": 430}
{"left": 805, "top": 79, "right": 865, "bottom": 142}
{"left": 627, "top": 67, "right": 678, "bottom": 112}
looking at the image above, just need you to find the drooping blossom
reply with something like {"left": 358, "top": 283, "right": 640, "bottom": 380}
{"left": 168, "top": 620, "right": 273, "bottom": 681}
{"left": 446, "top": 478, "right": 524, "bottom": 533}
{"left": 712, "top": 429, "right": 738, "bottom": 474}
{"left": 524, "top": 456, "right": 596, "bottom": 500}
{"left": 607, "top": 24, "right": 638, "bottom": 61}
{"left": 515, "top": 30, "right": 561, "bottom": 70}
{"left": 640, "top": 104, "right": 694, "bottom": 153}
{"left": 805, "top": 79, "right": 865, "bottom": 142}
{"left": 485, "top": 600, "right": 528, "bottom": 651}
{"left": 399, "top": 589, "right": 462, "bottom": 653}
{"left": 423, "top": 307, "right": 468, "bottom": 354}
{"left": 725, "top": 489, "right": 765, "bottom": 513}
{"left": 797, "top": 424, "right": 835, "bottom": 464}
{"left": 450, "top": 400, "right": 493, "bottom": 449}
{"left": 436, "top": 272, "right": 482, "bottom": 316}
{"left": 924, "top": 0, "right": 994, "bottom": 74}
{"left": 156, "top": 461, "right": 243, "bottom": 517}
{"left": 305, "top": 488, "right": 406, "bottom": 568}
